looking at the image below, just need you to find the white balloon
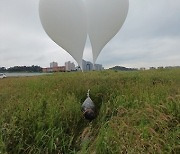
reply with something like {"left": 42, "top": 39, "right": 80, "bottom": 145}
{"left": 39, "top": 0, "right": 87, "bottom": 68}
{"left": 86, "top": 0, "right": 129, "bottom": 63}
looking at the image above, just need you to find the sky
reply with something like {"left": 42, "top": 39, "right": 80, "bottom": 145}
{"left": 0, "top": 0, "right": 180, "bottom": 69}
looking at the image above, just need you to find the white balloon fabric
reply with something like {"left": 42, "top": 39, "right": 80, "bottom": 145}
{"left": 86, "top": 0, "right": 129, "bottom": 63}
{"left": 39, "top": 0, "right": 87, "bottom": 68}
{"left": 39, "top": 0, "right": 129, "bottom": 68}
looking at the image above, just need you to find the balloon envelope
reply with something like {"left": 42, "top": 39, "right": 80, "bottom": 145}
{"left": 86, "top": 0, "right": 129, "bottom": 63}
{"left": 39, "top": 0, "right": 87, "bottom": 68}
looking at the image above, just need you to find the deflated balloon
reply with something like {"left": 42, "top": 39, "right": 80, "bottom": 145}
{"left": 86, "top": 0, "right": 129, "bottom": 63}
{"left": 39, "top": 0, "right": 87, "bottom": 68}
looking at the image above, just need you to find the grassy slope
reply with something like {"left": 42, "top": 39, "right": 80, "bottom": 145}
{"left": 0, "top": 69, "right": 179, "bottom": 153}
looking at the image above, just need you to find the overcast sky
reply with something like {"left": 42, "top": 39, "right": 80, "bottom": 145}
{"left": 0, "top": 0, "right": 180, "bottom": 69}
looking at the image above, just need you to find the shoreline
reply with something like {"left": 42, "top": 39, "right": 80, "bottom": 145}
{"left": 2, "top": 72, "right": 51, "bottom": 77}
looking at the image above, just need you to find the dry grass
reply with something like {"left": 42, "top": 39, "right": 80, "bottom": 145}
{"left": 0, "top": 69, "right": 180, "bottom": 153}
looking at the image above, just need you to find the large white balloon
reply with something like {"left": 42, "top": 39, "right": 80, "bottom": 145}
{"left": 86, "top": 0, "right": 129, "bottom": 63}
{"left": 39, "top": 0, "right": 87, "bottom": 68}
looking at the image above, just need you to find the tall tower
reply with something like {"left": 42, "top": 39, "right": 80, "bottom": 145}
{"left": 50, "top": 62, "right": 58, "bottom": 68}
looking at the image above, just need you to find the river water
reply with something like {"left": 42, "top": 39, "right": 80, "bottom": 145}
{"left": 4, "top": 73, "right": 51, "bottom": 77}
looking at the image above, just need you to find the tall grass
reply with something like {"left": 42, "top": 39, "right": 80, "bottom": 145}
{"left": 0, "top": 69, "right": 179, "bottom": 153}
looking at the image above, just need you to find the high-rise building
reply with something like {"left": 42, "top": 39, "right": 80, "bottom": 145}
{"left": 50, "top": 62, "right": 58, "bottom": 68}
{"left": 82, "top": 60, "right": 93, "bottom": 71}
{"left": 65, "top": 61, "right": 76, "bottom": 71}
{"left": 94, "top": 64, "right": 103, "bottom": 71}
{"left": 81, "top": 60, "right": 104, "bottom": 71}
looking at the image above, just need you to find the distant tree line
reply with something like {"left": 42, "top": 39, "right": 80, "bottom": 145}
{"left": 0, "top": 67, "right": 6, "bottom": 72}
{"left": 0, "top": 65, "right": 42, "bottom": 72}
{"left": 109, "top": 66, "right": 138, "bottom": 71}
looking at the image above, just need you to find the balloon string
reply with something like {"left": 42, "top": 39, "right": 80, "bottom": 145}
{"left": 87, "top": 89, "right": 90, "bottom": 97}
{"left": 81, "top": 68, "right": 90, "bottom": 98}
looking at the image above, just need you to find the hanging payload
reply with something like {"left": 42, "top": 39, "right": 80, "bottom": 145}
{"left": 82, "top": 90, "right": 96, "bottom": 121}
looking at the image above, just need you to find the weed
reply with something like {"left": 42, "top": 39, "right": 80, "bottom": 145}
{"left": 0, "top": 69, "right": 179, "bottom": 153}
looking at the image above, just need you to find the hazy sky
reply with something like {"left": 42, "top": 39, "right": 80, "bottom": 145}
{"left": 0, "top": 0, "right": 180, "bottom": 69}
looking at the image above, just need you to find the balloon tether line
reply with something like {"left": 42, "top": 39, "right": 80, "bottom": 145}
{"left": 87, "top": 89, "right": 90, "bottom": 97}
{"left": 81, "top": 68, "right": 90, "bottom": 97}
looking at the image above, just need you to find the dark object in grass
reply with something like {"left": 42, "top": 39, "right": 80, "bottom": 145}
{"left": 82, "top": 90, "right": 96, "bottom": 121}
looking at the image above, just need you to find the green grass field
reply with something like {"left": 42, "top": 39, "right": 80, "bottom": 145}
{"left": 0, "top": 69, "right": 180, "bottom": 154}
